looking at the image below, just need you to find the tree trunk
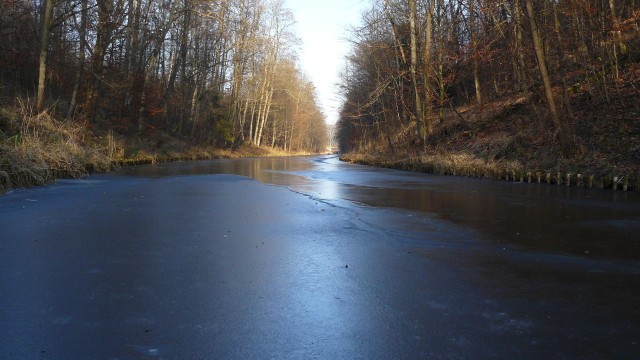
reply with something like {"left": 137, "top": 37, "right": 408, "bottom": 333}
{"left": 124, "top": 0, "right": 144, "bottom": 111}
{"left": 85, "top": 0, "right": 114, "bottom": 121}
{"left": 137, "top": 1, "right": 179, "bottom": 132}
{"left": 256, "top": 86, "right": 273, "bottom": 147}
{"left": 552, "top": 1, "right": 574, "bottom": 121}
{"left": 189, "top": 71, "right": 201, "bottom": 139}
{"left": 436, "top": 0, "right": 446, "bottom": 121}
{"left": 525, "top": 0, "right": 569, "bottom": 154}
{"left": 514, "top": 0, "right": 529, "bottom": 98}
{"left": 409, "top": 0, "right": 425, "bottom": 148}
{"left": 423, "top": 0, "right": 436, "bottom": 136}
{"left": 164, "top": 0, "right": 191, "bottom": 126}
{"left": 36, "top": 0, "right": 54, "bottom": 111}
{"left": 67, "top": 0, "right": 88, "bottom": 120}
{"left": 470, "top": 0, "right": 482, "bottom": 105}
{"left": 253, "top": 75, "right": 269, "bottom": 144}
{"left": 383, "top": 0, "right": 409, "bottom": 125}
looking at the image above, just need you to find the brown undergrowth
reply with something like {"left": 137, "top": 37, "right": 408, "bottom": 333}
{"left": 0, "top": 102, "right": 313, "bottom": 194}
{"left": 340, "top": 66, "right": 640, "bottom": 191}
{"left": 0, "top": 102, "right": 113, "bottom": 193}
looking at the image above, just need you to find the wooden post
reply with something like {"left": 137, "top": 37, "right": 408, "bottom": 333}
{"left": 577, "top": 174, "right": 583, "bottom": 187}
{"left": 546, "top": 173, "right": 551, "bottom": 184}
{"left": 566, "top": 173, "right": 571, "bottom": 187}
{"left": 623, "top": 177, "right": 628, "bottom": 192}
{"left": 588, "top": 175, "right": 594, "bottom": 188}
{"left": 536, "top": 172, "right": 542, "bottom": 183}
{"left": 556, "top": 172, "right": 562, "bottom": 185}
{"left": 613, "top": 176, "right": 619, "bottom": 191}
{"left": 527, "top": 171, "right": 532, "bottom": 183}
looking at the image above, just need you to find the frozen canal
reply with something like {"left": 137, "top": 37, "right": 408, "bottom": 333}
{"left": 1, "top": 155, "right": 639, "bottom": 359}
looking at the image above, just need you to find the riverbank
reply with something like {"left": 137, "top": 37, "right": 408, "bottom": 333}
{"left": 0, "top": 104, "right": 312, "bottom": 194}
{"left": 340, "top": 83, "right": 640, "bottom": 192}
{"left": 340, "top": 151, "right": 639, "bottom": 191}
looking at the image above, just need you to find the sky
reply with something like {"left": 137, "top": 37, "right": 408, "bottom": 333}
{"left": 285, "top": 0, "right": 369, "bottom": 125}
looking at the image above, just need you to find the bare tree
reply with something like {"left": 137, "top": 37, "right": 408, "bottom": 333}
{"left": 36, "top": 0, "right": 54, "bottom": 110}
{"left": 469, "top": 0, "right": 482, "bottom": 105}
{"left": 66, "top": 0, "right": 88, "bottom": 120}
{"left": 524, "top": 0, "right": 569, "bottom": 154}
{"left": 423, "top": 0, "right": 436, "bottom": 136}
{"left": 409, "top": 0, "right": 425, "bottom": 147}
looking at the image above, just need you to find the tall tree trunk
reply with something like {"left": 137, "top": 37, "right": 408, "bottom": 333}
{"left": 248, "top": 98, "right": 257, "bottom": 144}
{"left": 514, "top": 0, "right": 529, "bottom": 98}
{"left": 189, "top": 70, "right": 201, "bottom": 139}
{"left": 124, "top": 0, "right": 144, "bottom": 111}
{"left": 552, "top": 1, "right": 575, "bottom": 121}
{"left": 85, "top": 0, "right": 113, "bottom": 121}
{"left": 67, "top": 0, "right": 88, "bottom": 120}
{"left": 525, "top": 0, "right": 570, "bottom": 154}
{"left": 423, "top": 0, "right": 436, "bottom": 136}
{"left": 239, "top": 98, "right": 250, "bottom": 142}
{"left": 383, "top": 0, "right": 409, "bottom": 124}
{"left": 164, "top": 0, "right": 191, "bottom": 125}
{"left": 137, "top": 0, "right": 179, "bottom": 132}
{"left": 409, "top": 0, "right": 425, "bottom": 148}
{"left": 36, "top": 0, "right": 54, "bottom": 111}
{"left": 470, "top": 0, "right": 482, "bottom": 105}
{"left": 256, "top": 86, "right": 273, "bottom": 147}
{"left": 253, "top": 75, "right": 269, "bottom": 144}
{"left": 437, "top": 0, "right": 446, "bottom": 121}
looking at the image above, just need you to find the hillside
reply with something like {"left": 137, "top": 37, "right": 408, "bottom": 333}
{"left": 342, "top": 62, "right": 640, "bottom": 189}
{"left": 337, "top": 1, "right": 640, "bottom": 191}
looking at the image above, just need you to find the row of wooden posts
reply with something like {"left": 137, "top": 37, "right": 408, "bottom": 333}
{"left": 497, "top": 169, "right": 636, "bottom": 191}
{"left": 431, "top": 165, "right": 636, "bottom": 192}
{"left": 344, "top": 157, "right": 638, "bottom": 192}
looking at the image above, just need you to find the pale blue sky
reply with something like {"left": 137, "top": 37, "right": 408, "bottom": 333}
{"left": 285, "top": 0, "right": 368, "bottom": 125}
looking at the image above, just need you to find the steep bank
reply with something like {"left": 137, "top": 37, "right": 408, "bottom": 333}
{"left": 336, "top": 2, "right": 640, "bottom": 192}
{"left": 340, "top": 70, "right": 640, "bottom": 191}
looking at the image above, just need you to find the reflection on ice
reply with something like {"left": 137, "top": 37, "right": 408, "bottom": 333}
{"left": 113, "top": 154, "right": 640, "bottom": 260}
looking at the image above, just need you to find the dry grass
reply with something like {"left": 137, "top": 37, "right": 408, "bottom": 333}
{"left": 115, "top": 141, "right": 314, "bottom": 167}
{"left": 0, "top": 101, "right": 319, "bottom": 194}
{"left": 341, "top": 151, "right": 522, "bottom": 179}
{"left": 0, "top": 101, "right": 113, "bottom": 193}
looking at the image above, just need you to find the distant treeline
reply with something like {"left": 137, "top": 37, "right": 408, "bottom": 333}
{"left": 0, "top": 0, "right": 328, "bottom": 153}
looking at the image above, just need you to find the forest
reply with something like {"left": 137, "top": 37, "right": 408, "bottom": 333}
{"left": 2, "top": 1, "right": 640, "bottom": 193}
{"left": 0, "top": 0, "right": 328, "bottom": 191}
{"left": 337, "top": 0, "right": 640, "bottom": 187}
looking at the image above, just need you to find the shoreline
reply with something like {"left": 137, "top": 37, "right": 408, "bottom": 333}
{"left": 0, "top": 146, "right": 316, "bottom": 195}
{"left": 340, "top": 153, "right": 639, "bottom": 192}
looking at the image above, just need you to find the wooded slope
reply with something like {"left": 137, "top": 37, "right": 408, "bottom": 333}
{"left": 337, "top": 0, "right": 640, "bottom": 181}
